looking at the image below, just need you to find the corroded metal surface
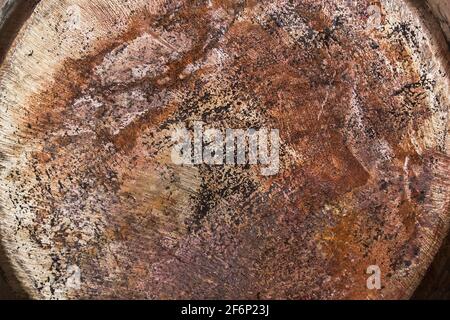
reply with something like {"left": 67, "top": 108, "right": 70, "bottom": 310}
{"left": 427, "top": 0, "right": 450, "bottom": 42}
{"left": 0, "top": 0, "right": 449, "bottom": 299}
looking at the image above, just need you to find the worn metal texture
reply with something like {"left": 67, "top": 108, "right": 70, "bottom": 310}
{"left": 426, "top": 0, "right": 450, "bottom": 42}
{"left": 0, "top": 0, "right": 449, "bottom": 299}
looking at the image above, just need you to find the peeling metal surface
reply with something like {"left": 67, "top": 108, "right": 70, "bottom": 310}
{"left": 0, "top": 0, "right": 449, "bottom": 299}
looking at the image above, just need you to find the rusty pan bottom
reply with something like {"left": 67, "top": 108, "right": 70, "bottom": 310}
{"left": 0, "top": 0, "right": 449, "bottom": 299}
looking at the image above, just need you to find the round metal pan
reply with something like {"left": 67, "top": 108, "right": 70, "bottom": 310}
{"left": 0, "top": 0, "right": 449, "bottom": 299}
